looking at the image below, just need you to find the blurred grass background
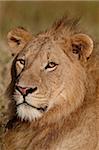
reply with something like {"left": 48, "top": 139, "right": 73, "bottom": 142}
{"left": 0, "top": 1, "right": 99, "bottom": 148}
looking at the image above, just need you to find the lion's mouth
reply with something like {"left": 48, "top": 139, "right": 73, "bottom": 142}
{"left": 16, "top": 101, "right": 48, "bottom": 112}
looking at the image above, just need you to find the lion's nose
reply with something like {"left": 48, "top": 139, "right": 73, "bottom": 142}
{"left": 15, "top": 84, "right": 37, "bottom": 96}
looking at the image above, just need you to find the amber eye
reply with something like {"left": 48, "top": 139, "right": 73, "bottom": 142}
{"left": 45, "top": 62, "right": 58, "bottom": 70}
{"left": 16, "top": 59, "right": 25, "bottom": 76}
{"left": 16, "top": 59, "right": 25, "bottom": 71}
{"left": 17, "top": 59, "right": 25, "bottom": 65}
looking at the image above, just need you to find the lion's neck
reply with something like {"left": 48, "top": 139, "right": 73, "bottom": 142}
{"left": 5, "top": 99, "right": 96, "bottom": 150}
{"left": 5, "top": 76, "right": 97, "bottom": 150}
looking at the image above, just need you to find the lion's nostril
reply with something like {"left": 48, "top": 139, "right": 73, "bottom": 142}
{"left": 26, "top": 87, "right": 37, "bottom": 94}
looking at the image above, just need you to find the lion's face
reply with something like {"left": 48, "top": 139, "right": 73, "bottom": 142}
{"left": 14, "top": 39, "right": 67, "bottom": 121}
{"left": 7, "top": 21, "right": 93, "bottom": 121}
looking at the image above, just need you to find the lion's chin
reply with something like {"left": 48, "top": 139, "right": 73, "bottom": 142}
{"left": 17, "top": 104, "right": 42, "bottom": 122}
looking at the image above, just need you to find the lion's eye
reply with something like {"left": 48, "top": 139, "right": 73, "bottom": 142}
{"left": 17, "top": 59, "right": 25, "bottom": 66}
{"left": 16, "top": 59, "right": 25, "bottom": 70}
{"left": 45, "top": 62, "right": 58, "bottom": 70}
{"left": 16, "top": 59, "right": 25, "bottom": 76}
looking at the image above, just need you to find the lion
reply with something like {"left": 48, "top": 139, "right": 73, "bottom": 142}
{"left": 2, "top": 17, "right": 99, "bottom": 150}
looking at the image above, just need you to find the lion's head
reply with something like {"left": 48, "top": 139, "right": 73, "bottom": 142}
{"left": 7, "top": 18, "right": 93, "bottom": 122}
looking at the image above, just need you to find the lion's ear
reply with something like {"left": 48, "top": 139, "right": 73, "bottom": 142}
{"left": 7, "top": 27, "right": 32, "bottom": 56}
{"left": 71, "top": 34, "right": 93, "bottom": 60}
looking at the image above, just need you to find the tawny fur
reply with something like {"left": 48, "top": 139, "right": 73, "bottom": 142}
{"left": 2, "top": 17, "right": 99, "bottom": 150}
